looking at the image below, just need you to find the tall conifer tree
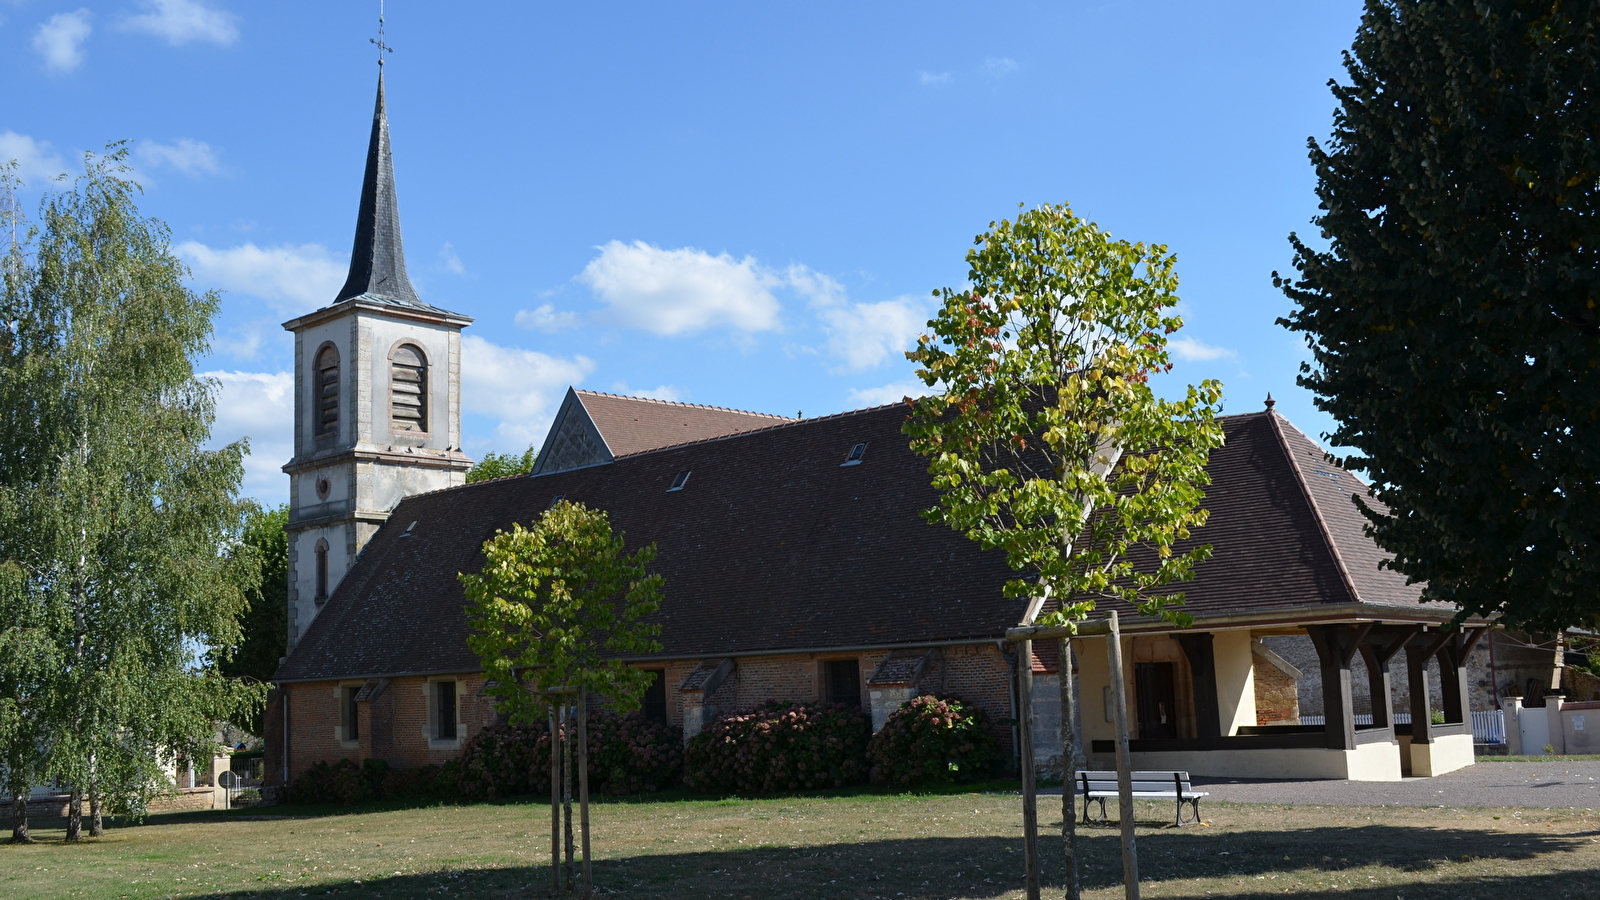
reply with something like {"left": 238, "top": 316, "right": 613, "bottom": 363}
{"left": 0, "top": 151, "right": 264, "bottom": 840}
{"left": 1278, "top": 1, "right": 1600, "bottom": 630}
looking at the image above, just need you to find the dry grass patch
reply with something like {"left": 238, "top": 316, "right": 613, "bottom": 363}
{"left": 1, "top": 792, "right": 1598, "bottom": 899}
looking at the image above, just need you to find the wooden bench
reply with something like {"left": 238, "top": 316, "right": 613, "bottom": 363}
{"left": 1074, "top": 770, "right": 1207, "bottom": 827}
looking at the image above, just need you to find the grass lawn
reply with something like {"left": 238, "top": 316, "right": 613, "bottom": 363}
{"left": 3, "top": 785, "right": 1599, "bottom": 900}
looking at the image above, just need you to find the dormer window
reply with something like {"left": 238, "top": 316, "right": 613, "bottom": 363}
{"left": 390, "top": 343, "right": 428, "bottom": 433}
{"left": 841, "top": 442, "right": 868, "bottom": 466}
{"left": 667, "top": 471, "right": 691, "bottom": 492}
{"left": 315, "top": 345, "right": 340, "bottom": 438}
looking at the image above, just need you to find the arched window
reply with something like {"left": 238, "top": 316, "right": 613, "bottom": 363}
{"left": 315, "top": 345, "right": 340, "bottom": 438}
{"left": 390, "top": 343, "right": 428, "bottom": 432}
{"left": 314, "top": 538, "right": 330, "bottom": 601}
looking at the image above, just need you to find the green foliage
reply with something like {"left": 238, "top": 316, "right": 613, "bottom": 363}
{"left": 682, "top": 702, "right": 870, "bottom": 795}
{"left": 1276, "top": 1, "right": 1600, "bottom": 631}
{"left": 457, "top": 713, "right": 682, "bottom": 801}
{"left": 905, "top": 203, "right": 1224, "bottom": 626}
{"left": 460, "top": 501, "right": 663, "bottom": 723}
{"left": 214, "top": 502, "right": 288, "bottom": 735}
{"left": 289, "top": 758, "right": 457, "bottom": 806}
{"left": 0, "top": 149, "right": 266, "bottom": 822}
{"left": 866, "top": 695, "right": 1000, "bottom": 789}
{"left": 466, "top": 445, "right": 537, "bottom": 483}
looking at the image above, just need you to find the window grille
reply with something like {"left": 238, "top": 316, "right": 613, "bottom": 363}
{"left": 391, "top": 344, "right": 428, "bottom": 432}
{"left": 315, "top": 345, "right": 340, "bottom": 437}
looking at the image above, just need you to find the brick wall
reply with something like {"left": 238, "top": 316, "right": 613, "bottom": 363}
{"left": 1253, "top": 655, "right": 1299, "bottom": 724}
{"left": 282, "top": 672, "right": 491, "bottom": 782}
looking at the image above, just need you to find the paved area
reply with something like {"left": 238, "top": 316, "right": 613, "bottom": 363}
{"left": 1189, "top": 759, "right": 1600, "bottom": 809}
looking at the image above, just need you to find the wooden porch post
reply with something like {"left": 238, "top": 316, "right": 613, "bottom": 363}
{"left": 1306, "top": 625, "right": 1366, "bottom": 751}
{"left": 1059, "top": 637, "right": 1081, "bottom": 900}
{"left": 1404, "top": 642, "right": 1436, "bottom": 744}
{"left": 1175, "top": 634, "right": 1221, "bottom": 739}
{"left": 1358, "top": 626, "right": 1419, "bottom": 732}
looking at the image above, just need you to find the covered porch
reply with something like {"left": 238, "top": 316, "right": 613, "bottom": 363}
{"left": 1033, "top": 614, "right": 1487, "bottom": 781}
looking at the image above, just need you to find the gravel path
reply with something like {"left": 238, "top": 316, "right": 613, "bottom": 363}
{"left": 1187, "top": 759, "right": 1600, "bottom": 809}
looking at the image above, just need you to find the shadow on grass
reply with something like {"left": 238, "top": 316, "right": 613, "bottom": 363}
{"left": 11, "top": 824, "right": 1590, "bottom": 900}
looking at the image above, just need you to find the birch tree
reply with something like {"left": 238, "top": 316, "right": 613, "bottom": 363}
{"left": 0, "top": 150, "right": 264, "bottom": 840}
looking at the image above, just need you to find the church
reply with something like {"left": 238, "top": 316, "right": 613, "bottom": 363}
{"left": 265, "top": 73, "right": 1493, "bottom": 791}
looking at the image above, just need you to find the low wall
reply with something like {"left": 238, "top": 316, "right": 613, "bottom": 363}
{"left": 1089, "top": 739, "right": 1403, "bottom": 782}
{"left": 1504, "top": 697, "right": 1599, "bottom": 755}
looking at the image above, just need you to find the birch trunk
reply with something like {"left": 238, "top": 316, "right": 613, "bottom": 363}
{"left": 9, "top": 791, "right": 29, "bottom": 843}
{"left": 65, "top": 786, "right": 81, "bottom": 842}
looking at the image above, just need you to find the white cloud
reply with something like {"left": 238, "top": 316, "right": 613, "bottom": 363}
{"left": 788, "top": 264, "right": 927, "bottom": 373}
{"left": 176, "top": 241, "right": 344, "bottom": 315}
{"left": 135, "top": 138, "right": 220, "bottom": 175}
{"left": 514, "top": 303, "right": 581, "bottom": 332}
{"left": 815, "top": 296, "right": 927, "bottom": 373}
{"left": 1168, "top": 335, "right": 1238, "bottom": 362}
{"left": 609, "top": 383, "right": 684, "bottom": 403}
{"left": 0, "top": 131, "right": 71, "bottom": 185}
{"left": 846, "top": 379, "right": 928, "bottom": 409}
{"left": 121, "top": 0, "right": 238, "bottom": 46}
{"left": 34, "top": 10, "right": 92, "bottom": 73}
{"left": 981, "top": 57, "right": 1018, "bottom": 78}
{"left": 439, "top": 242, "right": 466, "bottom": 275}
{"left": 917, "top": 70, "right": 952, "bottom": 86}
{"left": 201, "top": 370, "right": 292, "bottom": 503}
{"left": 461, "top": 335, "right": 595, "bottom": 446}
{"left": 579, "top": 240, "right": 782, "bottom": 335}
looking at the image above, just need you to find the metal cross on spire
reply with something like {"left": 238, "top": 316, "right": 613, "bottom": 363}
{"left": 370, "top": 0, "right": 393, "bottom": 66}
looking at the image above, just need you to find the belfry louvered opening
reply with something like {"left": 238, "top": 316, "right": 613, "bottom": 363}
{"left": 315, "top": 345, "right": 340, "bottom": 438}
{"left": 390, "top": 344, "right": 428, "bottom": 432}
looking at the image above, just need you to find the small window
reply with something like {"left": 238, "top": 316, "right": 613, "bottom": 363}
{"left": 314, "top": 539, "right": 330, "bottom": 600}
{"left": 400, "top": 520, "right": 417, "bottom": 537}
{"left": 390, "top": 344, "right": 428, "bottom": 433}
{"left": 434, "top": 681, "right": 457, "bottom": 740}
{"left": 343, "top": 686, "right": 360, "bottom": 741}
{"left": 548, "top": 495, "right": 565, "bottom": 508}
{"left": 641, "top": 670, "right": 667, "bottom": 724}
{"left": 823, "top": 659, "right": 861, "bottom": 709}
{"left": 315, "top": 345, "right": 340, "bottom": 438}
{"left": 667, "top": 471, "right": 691, "bottom": 492}
{"left": 841, "top": 442, "right": 868, "bottom": 466}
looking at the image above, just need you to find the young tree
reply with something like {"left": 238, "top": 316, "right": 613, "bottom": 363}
{"left": 466, "top": 445, "right": 537, "bottom": 483}
{"left": 904, "top": 202, "right": 1223, "bottom": 899}
{"left": 1277, "top": 1, "right": 1600, "bottom": 631}
{"left": 460, "top": 500, "right": 663, "bottom": 722}
{"left": 213, "top": 503, "right": 289, "bottom": 736}
{"left": 0, "top": 150, "right": 265, "bottom": 839}
{"left": 460, "top": 500, "right": 662, "bottom": 896}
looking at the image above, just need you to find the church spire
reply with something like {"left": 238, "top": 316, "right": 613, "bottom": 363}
{"left": 333, "top": 70, "right": 422, "bottom": 308}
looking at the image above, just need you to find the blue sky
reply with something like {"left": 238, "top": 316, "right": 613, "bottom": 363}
{"left": 2, "top": 0, "right": 1365, "bottom": 504}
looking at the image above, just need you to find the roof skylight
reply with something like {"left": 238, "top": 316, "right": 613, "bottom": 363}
{"left": 841, "top": 442, "right": 868, "bottom": 466}
{"left": 667, "top": 471, "right": 691, "bottom": 492}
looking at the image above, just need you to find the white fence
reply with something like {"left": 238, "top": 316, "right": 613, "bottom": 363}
{"left": 1295, "top": 710, "right": 1506, "bottom": 744}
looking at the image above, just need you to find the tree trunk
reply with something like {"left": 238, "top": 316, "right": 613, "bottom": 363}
{"left": 550, "top": 707, "right": 561, "bottom": 896}
{"left": 88, "top": 752, "right": 103, "bottom": 837}
{"left": 9, "top": 790, "right": 29, "bottom": 844}
{"left": 577, "top": 688, "right": 592, "bottom": 899}
{"left": 1060, "top": 636, "right": 1081, "bottom": 900}
{"left": 65, "top": 786, "right": 82, "bottom": 842}
{"left": 563, "top": 703, "right": 575, "bottom": 892}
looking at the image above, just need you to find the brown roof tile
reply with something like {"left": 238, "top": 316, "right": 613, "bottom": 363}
{"left": 577, "top": 390, "right": 793, "bottom": 457}
{"left": 275, "top": 405, "right": 1431, "bottom": 684}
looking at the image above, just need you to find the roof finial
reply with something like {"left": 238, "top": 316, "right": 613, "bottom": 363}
{"left": 370, "top": 0, "right": 393, "bottom": 67}
{"left": 1265, "top": 392, "right": 1276, "bottom": 410}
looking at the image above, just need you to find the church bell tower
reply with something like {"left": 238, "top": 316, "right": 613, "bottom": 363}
{"left": 281, "top": 71, "right": 474, "bottom": 651}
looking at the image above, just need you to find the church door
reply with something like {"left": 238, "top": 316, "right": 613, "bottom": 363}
{"left": 1135, "top": 662, "right": 1178, "bottom": 740}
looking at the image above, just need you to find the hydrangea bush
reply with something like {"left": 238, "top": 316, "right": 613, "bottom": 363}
{"left": 683, "top": 702, "right": 870, "bottom": 795}
{"left": 866, "top": 694, "right": 1000, "bottom": 789}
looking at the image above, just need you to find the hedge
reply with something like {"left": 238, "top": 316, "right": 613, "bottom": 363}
{"left": 456, "top": 712, "right": 682, "bottom": 801}
{"left": 866, "top": 694, "right": 1000, "bottom": 789}
{"left": 683, "top": 701, "right": 869, "bottom": 795}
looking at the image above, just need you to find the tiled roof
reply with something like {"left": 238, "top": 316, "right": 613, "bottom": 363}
{"left": 577, "top": 391, "right": 794, "bottom": 457}
{"left": 275, "top": 406, "right": 1430, "bottom": 684}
